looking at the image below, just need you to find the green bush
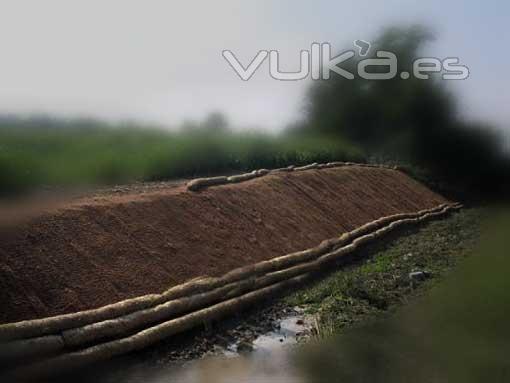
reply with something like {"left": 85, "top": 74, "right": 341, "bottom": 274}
{"left": 0, "top": 116, "right": 364, "bottom": 196}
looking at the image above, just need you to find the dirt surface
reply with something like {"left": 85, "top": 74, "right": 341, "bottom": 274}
{"left": 0, "top": 166, "right": 448, "bottom": 324}
{"left": 52, "top": 208, "right": 481, "bottom": 383}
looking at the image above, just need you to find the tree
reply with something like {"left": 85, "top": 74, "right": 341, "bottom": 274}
{"left": 302, "top": 25, "right": 509, "bottom": 197}
{"left": 202, "top": 111, "right": 229, "bottom": 133}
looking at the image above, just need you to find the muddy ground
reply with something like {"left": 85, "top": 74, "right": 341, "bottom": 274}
{"left": 60, "top": 207, "right": 482, "bottom": 383}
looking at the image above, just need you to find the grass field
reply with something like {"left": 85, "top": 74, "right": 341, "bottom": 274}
{"left": 0, "top": 118, "right": 364, "bottom": 196}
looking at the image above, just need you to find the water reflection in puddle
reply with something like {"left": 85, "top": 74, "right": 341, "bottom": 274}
{"left": 166, "top": 311, "right": 314, "bottom": 383}
{"left": 79, "top": 309, "right": 315, "bottom": 383}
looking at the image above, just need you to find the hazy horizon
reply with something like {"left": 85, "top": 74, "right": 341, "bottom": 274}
{"left": 1, "top": 1, "right": 508, "bottom": 134}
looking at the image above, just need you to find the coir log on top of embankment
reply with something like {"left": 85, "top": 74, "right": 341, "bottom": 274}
{"left": 0, "top": 164, "right": 448, "bottom": 326}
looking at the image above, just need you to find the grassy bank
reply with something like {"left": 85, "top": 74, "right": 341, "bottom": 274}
{"left": 286, "top": 208, "right": 484, "bottom": 333}
{"left": 294, "top": 208, "right": 510, "bottom": 382}
{"left": 0, "top": 117, "right": 363, "bottom": 197}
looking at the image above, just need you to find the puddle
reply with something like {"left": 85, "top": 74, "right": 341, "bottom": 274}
{"left": 225, "top": 307, "right": 315, "bottom": 356}
{"left": 72, "top": 307, "right": 315, "bottom": 383}
{"left": 164, "top": 308, "right": 315, "bottom": 382}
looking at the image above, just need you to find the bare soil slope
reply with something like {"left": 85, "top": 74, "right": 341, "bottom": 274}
{"left": 0, "top": 167, "right": 448, "bottom": 324}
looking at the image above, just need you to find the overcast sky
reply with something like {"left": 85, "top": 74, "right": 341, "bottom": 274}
{"left": 0, "top": 0, "right": 508, "bottom": 133}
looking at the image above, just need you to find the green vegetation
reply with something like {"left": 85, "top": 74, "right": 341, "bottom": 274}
{"left": 298, "top": 25, "right": 510, "bottom": 198}
{"left": 294, "top": 208, "right": 510, "bottom": 382}
{"left": 3, "top": 26, "right": 509, "bottom": 200}
{"left": 286, "top": 208, "right": 483, "bottom": 332}
{"left": 0, "top": 116, "right": 363, "bottom": 197}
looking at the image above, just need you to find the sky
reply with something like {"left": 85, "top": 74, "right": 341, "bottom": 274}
{"left": 0, "top": 0, "right": 508, "bottom": 134}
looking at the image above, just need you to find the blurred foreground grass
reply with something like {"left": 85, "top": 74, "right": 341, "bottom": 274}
{"left": 0, "top": 118, "right": 363, "bottom": 197}
{"left": 296, "top": 207, "right": 510, "bottom": 382}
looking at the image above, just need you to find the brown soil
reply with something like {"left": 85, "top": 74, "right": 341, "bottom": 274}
{"left": 0, "top": 167, "right": 448, "bottom": 324}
